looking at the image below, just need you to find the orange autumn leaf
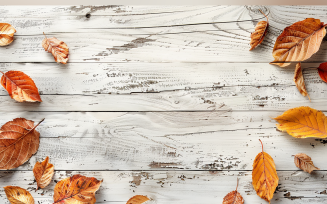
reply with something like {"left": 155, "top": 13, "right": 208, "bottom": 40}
{"left": 222, "top": 179, "right": 244, "bottom": 204}
{"left": 249, "top": 9, "right": 269, "bottom": 51}
{"left": 294, "top": 153, "right": 320, "bottom": 173}
{"left": 4, "top": 186, "right": 34, "bottom": 204}
{"left": 0, "top": 118, "right": 44, "bottom": 170}
{"left": 318, "top": 62, "right": 327, "bottom": 83}
{"left": 252, "top": 140, "right": 279, "bottom": 204}
{"left": 294, "top": 63, "right": 310, "bottom": 100}
{"left": 271, "top": 18, "right": 327, "bottom": 67}
{"left": 42, "top": 33, "right": 69, "bottom": 64}
{"left": 274, "top": 106, "right": 327, "bottom": 138}
{"left": 126, "top": 195, "right": 150, "bottom": 204}
{"left": 0, "top": 23, "right": 16, "bottom": 46}
{"left": 0, "top": 71, "right": 42, "bottom": 102}
{"left": 53, "top": 174, "right": 102, "bottom": 204}
{"left": 33, "top": 156, "right": 54, "bottom": 190}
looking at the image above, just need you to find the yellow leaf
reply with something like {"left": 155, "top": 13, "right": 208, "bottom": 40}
{"left": 33, "top": 156, "right": 54, "bottom": 190}
{"left": 274, "top": 106, "right": 327, "bottom": 138}
{"left": 4, "top": 186, "right": 34, "bottom": 204}
{"left": 252, "top": 140, "right": 279, "bottom": 203}
{"left": 126, "top": 195, "right": 150, "bottom": 204}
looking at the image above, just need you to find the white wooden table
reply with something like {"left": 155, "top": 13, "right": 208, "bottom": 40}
{"left": 1, "top": 5, "right": 327, "bottom": 204}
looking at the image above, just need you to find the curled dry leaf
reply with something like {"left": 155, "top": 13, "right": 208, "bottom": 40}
{"left": 4, "top": 186, "right": 35, "bottom": 204}
{"left": 274, "top": 106, "right": 327, "bottom": 138}
{"left": 33, "top": 156, "right": 54, "bottom": 190}
{"left": 252, "top": 140, "right": 278, "bottom": 204}
{"left": 0, "top": 118, "right": 44, "bottom": 170}
{"left": 0, "top": 23, "right": 16, "bottom": 46}
{"left": 42, "top": 33, "right": 69, "bottom": 64}
{"left": 53, "top": 174, "right": 102, "bottom": 204}
{"left": 294, "top": 63, "right": 310, "bottom": 100}
{"left": 249, "top": 10, "right": 269, "bottom": 51}
{"left": 294, "top": 153, "right": 320, "bottom": 173}
{"left": 271, "top": 18, "right": 327, "bottom": 67}
{"left": 126, "top": 195, "right": 150, "bottom": 204}
{"left": 222, "top": 179, "right": 244, "bottom": 204}
{"left": 0, "top": 71, "right": 42, "bottom": 102}
{"left": 317, "top": 62, "right": 327, "bottom": 83}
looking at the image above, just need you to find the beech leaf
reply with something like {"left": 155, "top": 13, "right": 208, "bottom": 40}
{"left": 249, "top": 9, "right": 269, "bottom": 51}
{"left": 53, "top": 174, "right": 102, "bottom": 204}
{"left": 33, "top": 156, "right": 54, "bottom": 190}
{"left": 317, "top": 62, "right": 327, "bottom": 83}
{"left": 271, "top": 18, "right": 327, "bottom": 67}
{"left": 294, "top": 153, "right": 320, "bottom": 173}
{"left": 0, "top": 71, "right": 42, "bottom": 102}
{"left": 42, "top": 33, "right": 69, "bottom": 64}
{"left": 294, "top": 63, "right": 310, "bottom": 100}
{"left": 0, "top": 23, "right": 16, "bottom": 46}
{"left": 274, "top": 106, "right": 327, "bottom": 138}
{"left": 126, "top": 195, "right": 150, "bottom": 204}
{"left": 4, "top": 186, "right": 35, "bottom": 204}
{"left": 222, "top": 179, "right": 244, "bottom": 204}
{"left": 0, "top": 118, "right": 44, "bottom": 170}
{"left": 252, "top": 140, "right": 279, "bottom": 204}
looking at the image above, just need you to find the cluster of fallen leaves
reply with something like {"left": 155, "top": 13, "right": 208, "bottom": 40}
{"left": 222, "top": 106, "right": 323, "bottom": 203}
{"left": 0, "top": 23, "right": 68, "bottom": 103}
{"left": 250, "top": 10, "right": 327, "bottom": 100}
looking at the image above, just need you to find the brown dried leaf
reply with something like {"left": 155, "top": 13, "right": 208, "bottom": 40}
{"left": 53, "top": 174, "right": 102, "bottom": 204}
{"left": 271, "top": 18, "right": 326, "bottom": 67}
{"left": 33, "top": 156, "right": 54, "bottom": 190}
{"left": 126, "top": 195, "right": 150, "bottom": 204}
{"left": 294, "top": 153, "right": 320, "bottom": 173}
{"left": 0, "top": 71, "right": 42, "bottom": 102}
{"left": 294, "top": 63, "right": 310, "bottom": 100}
{"left": 0, "top": 23, "right": 16, "bottom": 46}
{"left": 252, "top": 140, "right": 279, "bottom": 203}
{"left": 4, "top": 186, "right": 35, "bottom": 204}
{"left": 0, "top": 118, "right": 44, "bottom": 170}
{"left": 250, "top": 10, "right": 269, "bottom": 51}
{"left": 42, "top": 33, "right": 69, "bottom": 64}
{"left": 222, "top": 179, "right": 244, "bottom": 204}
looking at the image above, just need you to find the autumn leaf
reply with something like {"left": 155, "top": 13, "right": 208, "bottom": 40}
{"left": 271, "top": 18, "right": 327, "bottom": 67}
{"left": 222, "top": 179, "right": 244, "bottom": 204}
{"left": 0, "top": 118, "right": 44, "bottom": 170}
{"left": 0, "top": 71, "right": 42, "bottom": 102}
{"left": 53, "top": 174, "right": 102, "bottom": 204}
{"left": 0, "top": 23, "right": 16, "bottom": 46}
{"left": 33, "top": 156, "right": 54, "bottom": 190}
{"left": 252, "top": 139, "right": 279, "bottom": 204}
{"left": 274, "top": 106, "right": 327, "bottom": 138}
{"left": 126, "top": 195, "right": 150, "bottom": 204}
{"left": 294, "top": 153, "right": 320, "bottom": 173}
{"left": 42, "top": 33, "right": 69, "bottom": 64}
{"left": 4, "top": 186, "right": 34, "bottom": 204}
{"left": 294, "top": 63, "right": 310, "bottom": 100}
{"left": 317, "top": 62, "right": 327, "bottom": 83}
{"left": 249, "top": 9, "right": 269, "bottom": 51}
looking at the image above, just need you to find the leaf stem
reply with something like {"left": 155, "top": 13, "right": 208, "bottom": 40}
{"left": 43, "top": 32, "right": 47, "bottom": 39}
{"left": 236, "top": 178, "right": 239, "bottom": 191}
{"left": 259, "top": 139, "right": 264, "bottom": 152}
{"left": 259, "top": 9, "right": 268, "bottom": 22}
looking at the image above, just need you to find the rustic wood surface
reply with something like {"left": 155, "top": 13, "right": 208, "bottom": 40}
{"left": 0, "top": 5, "right": 327, "bottom": 204}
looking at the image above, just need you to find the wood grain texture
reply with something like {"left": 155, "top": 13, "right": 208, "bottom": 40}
{"left": 1, "top": 6, "right": 327, "bottom": 204}
{"left": 1, "top": 6, "right": 327, "bottom": 63}
{"left": 1, "top": 170, "right": 327, "bottom": 203}
{"left": 0, "top": 111, "right": 324, "bottom": 171}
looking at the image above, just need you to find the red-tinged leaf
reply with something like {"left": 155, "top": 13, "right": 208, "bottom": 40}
{"left": 0, "top": 71, "right": 42, "bottom": 102}
{"left": 318, "top": 62, "right": 327, "bottom": 83}
{"left": 0, "top": 118, "right": 44, "bottom": 170}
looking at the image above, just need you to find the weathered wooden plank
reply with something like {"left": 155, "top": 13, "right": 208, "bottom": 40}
{"left": 1, "top": 6, "right": 327, "bottom": 63}
{"left": 0, "top": 111, "right": 325, "bottom": 171}
{"left": 1, "top": 170, "right": 327, "bottom": 203}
